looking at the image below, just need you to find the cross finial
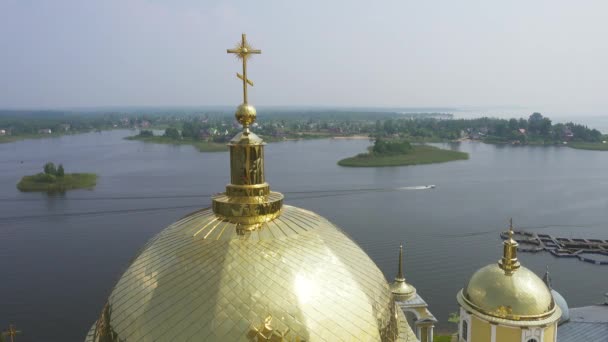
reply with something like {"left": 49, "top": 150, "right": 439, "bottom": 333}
{"left": 499, "top": 218, "right": 520, "bottom": 275}
{"left": 543, "top": 265, "right": 552, "bottom": 289}
{"left": 396, "top": 243, "right": 405, "bottom": 281}
{"left": 227, "top": 33, "right": 262, "bottom": 104}
{"left": 2, "top": 325, "right": 21, "bottom": 342}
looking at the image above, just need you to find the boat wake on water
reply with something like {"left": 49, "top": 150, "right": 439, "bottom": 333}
{"left": 397, "top": 185, "right": 436, "bottom": 190}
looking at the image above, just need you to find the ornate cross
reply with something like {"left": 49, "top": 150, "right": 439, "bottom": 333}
{"left": 1, "top": 325, "right": 21, "bottom": 342}
{"left": 227, "top": 33, "right": 261, "bottom": 104}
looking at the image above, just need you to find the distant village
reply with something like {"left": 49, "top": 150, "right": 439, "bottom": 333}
{"left": 1, "top": 111, "right": 606, "bottom": 147}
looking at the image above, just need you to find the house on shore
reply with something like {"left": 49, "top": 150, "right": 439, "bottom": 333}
{"left": 38, "top": 128, "right": 52, "bottom": 134}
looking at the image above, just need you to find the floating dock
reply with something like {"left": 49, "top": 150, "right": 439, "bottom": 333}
{"left": 501, "top": 230, "right": 608, "bottom": 265}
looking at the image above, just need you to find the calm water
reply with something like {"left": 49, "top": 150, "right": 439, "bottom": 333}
{"left": 1, "top": 130, "right": 607, "bottom": 341}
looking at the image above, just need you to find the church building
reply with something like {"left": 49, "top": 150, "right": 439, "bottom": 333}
{"left": 84, "top": 34, "right": 608, "bottom": 342}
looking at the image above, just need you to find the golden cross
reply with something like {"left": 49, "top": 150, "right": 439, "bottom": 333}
{"left": 227, "top": 33, "right": 261, "bottom": 104}
{"left": 1, "top": 325, "right": 21, "bottom": 342}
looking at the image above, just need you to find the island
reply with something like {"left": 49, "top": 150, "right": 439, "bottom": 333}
{"left": 567, "top": 142, "right": 608, "bottom": 151}
{"left": 338, "top": 139, "right": 469, "bottom": 167}
{"left": 17, "top": 163, "right": 97, "bottom": 192}
{"left": 125, "top": 129, "right": 228, "bottom": 152}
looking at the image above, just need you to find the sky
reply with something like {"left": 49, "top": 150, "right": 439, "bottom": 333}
{"left": 1, "top": 0, "right": 607, "bottom": 117}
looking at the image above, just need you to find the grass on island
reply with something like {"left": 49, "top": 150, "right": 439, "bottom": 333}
{"left": 568, "top": 142, "right": 608, "bottom": 151}
{"left": 338, "top": 145, "right": 469, "bottom": 167}
{"left": 125, "top": 135, "right": 228, "bottom": 152}
{"left": 0, "top": 133, "right": 66, "bottom": 144}
{"left": 260, "top": 132, "right": 337, "bottom": 142}
{"left": 433, "top": 335, "right": 453, "bottom": 342}
{"left": 17, "top": 173, "right": 97, "bottom": 192}
{"left": 0, "top": 135, "right": 21, "bottom": 143}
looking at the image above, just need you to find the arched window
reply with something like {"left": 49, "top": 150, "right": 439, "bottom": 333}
{"left": 527, "top": 339, "right": 538, "bottom": 342}
{"left": 461, "top": 320, "right": 468, "bottom": 341}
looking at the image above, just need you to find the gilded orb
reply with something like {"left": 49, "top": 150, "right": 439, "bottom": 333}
{"left": 235, "top": 103, "right": 257, "bottom": 127}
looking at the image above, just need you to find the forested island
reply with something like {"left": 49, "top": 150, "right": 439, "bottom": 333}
{"left": 17, "top": 163, "right": 97, "bottom": 192}
{"left": 338, "top": 139, "right": 469, "bottom": 167}
{"left": 126, "top": 129, "right": 227, "bottom": 152}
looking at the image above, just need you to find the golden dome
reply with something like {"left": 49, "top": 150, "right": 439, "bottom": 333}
{"left": 457, "top": 221, "right": 561, "bottom": 324}
{"left": 459, "top": 264, "right": 556, "bottom": 320}
{"left": 85, "top": 206, "right": 415, "bottom": 341}
{"left": 85, "top": 34, "right": 418, "bottom": 341}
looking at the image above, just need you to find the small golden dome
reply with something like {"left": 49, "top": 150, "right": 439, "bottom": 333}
{"left": 460, "top": 263, "right": 555, "bottom": 320}
{"left": 390, "top": 281, "right": 416, "bottom": 302}
{"left": 457, "top": 220, "right": 561, "bottom": 323}
{"left": 235, "top": 103, "right": 257, "bottom": 127}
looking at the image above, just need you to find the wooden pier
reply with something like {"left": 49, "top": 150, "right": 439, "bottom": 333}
{"left": 501, "top": 230, "right": 608, "bottom": 265}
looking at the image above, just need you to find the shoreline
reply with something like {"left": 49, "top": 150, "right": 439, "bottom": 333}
{"left": 331, "top": 135, "right": 371, "bottom": 140}
{"left": 3, "top": 129, "right": 607, "bottom": 152}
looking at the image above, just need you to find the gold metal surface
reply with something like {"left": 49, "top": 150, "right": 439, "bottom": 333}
{"left": 87, "top": 33, "right": 419, "bottom": 341}
{"left": 235, "top": 104, "right": 257, "bottom": 130}
{"left": 458, "top": 219, "right": 558, "bottom": 323}
{"left": 86, "top": 206, "right": 415, "bottom": 341}
{"left": 498, "top": 219, "right": 520, "bottom": 275}
{"left": 211, "top": 192, "right": 284, "bottom": 225}
{"left": 2, "top": 324, "right": 21, "bottom": 342}
{"left": 213, "top": 34, "right": 283, "bottom": 225}
{"left": 462, "top": 263, "right": 555, "bottom": 320}
{"left": 227, "top": 33, "right": 261, "bottom": 116}
{"left": 229, "top": 137, "right": 265, "bottom": 186}
{"left": 390, "top": 244, "right": 416, "bottom": 301}
{"left": 457, "top": 289, "right": 561, "bottom": 327}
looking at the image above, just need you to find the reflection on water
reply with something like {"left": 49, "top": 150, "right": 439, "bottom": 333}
{"left": 1, "top": 130, "right": 607, "bottom": 341}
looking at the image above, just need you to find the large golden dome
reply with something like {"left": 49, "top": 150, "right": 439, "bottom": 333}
{"left": 86, "top": 33, "right": 417, "bottom": 341}
{"left": 85, "top": 206, "right": 415, "bottom": 341}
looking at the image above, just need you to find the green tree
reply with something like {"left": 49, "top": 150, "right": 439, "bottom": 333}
{"left": 138, "top": 130, "right": 154, "bottom": 137}
{"left": 494, "top": 121, "right": 508, "bottom": 137}
{"left": 373, "top": 139, "right": 412, "bottom": 155}
{"left": 528, "top": 112, "right": 545, "bottom": 134}
{"left": 518, "top": 118, "right": 528, "bottom": 130}
{"left": 375, "top": 120, "right": 382, "bottom": 136}
{"left": 539, "top": 117, "right": 552, "bottom": 136}
{"left": 181, "top": 122, "right": 201, "bottom": 139}
{"left": 164, "top": 127, "right": 181, "bottom": 140}
{"left": 57, "top": 164, "right": 65, "bottom": 177}
{"left": 44, "top": 162, "right": 57, "bottom": 175}
{"left": 448, "top": 312, "right": 460, "bottom": 323}
{"left": 508, "top": 118, "right": 519, "bottom": 132}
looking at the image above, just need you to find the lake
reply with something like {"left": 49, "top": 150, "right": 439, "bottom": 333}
{"left": 1, "top": 130, "right": 607, "bottom": 341}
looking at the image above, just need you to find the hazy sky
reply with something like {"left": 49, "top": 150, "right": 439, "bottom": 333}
{"left": 1, "top": 0, "right": 607, "bottom": 115}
